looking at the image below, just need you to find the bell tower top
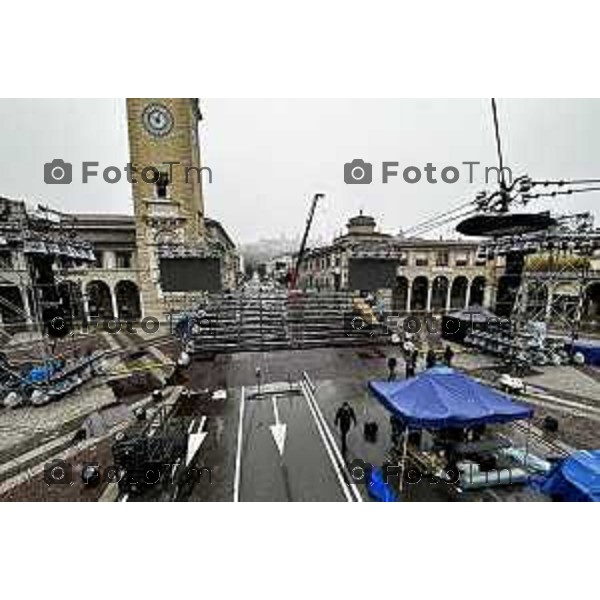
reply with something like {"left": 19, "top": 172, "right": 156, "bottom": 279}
{"left": 126, "top": 98, "right": 205, "bottom": 245}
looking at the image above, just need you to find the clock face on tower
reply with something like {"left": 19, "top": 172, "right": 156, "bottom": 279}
{"left": 142, "top": 103, "right": 174, "bottom": 137}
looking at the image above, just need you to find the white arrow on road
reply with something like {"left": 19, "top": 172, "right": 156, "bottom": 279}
{"left": 186, "top": 415, "right": 208, "bottom": 467}
{"left": 269, "top": 395, "right": 287, "bottom": 456}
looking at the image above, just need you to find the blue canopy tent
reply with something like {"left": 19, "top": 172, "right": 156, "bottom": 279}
{"left": 369, "top": 367, "right": 533, "bottom": 429}
{"left": 540, "top": 450, "right": 600, "bottom": 502}
{"left": 565, "top": 340, "right": 600, "bottom": 366}
{"left": 368, "top": 367, "right": 534, "bottom": 491}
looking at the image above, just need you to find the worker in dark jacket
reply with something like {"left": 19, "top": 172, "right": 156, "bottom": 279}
{"left": 444, "top": 345, "right": 454, "bottom": 367}
{"left": 426, "top": 349, "right": 437, "bottom": 369}
{"left": 405, "top": 356, "right": 416, "bottom": 379}
{"left": 335, "top": 401, "right": 357, "bottom": 457}
{"left": 387, "top": 357, "right": 398, "bottom": 381}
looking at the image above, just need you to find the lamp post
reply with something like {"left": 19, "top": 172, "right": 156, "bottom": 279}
{"left": 255, "top": 366, "right": 262, "bottom": 397}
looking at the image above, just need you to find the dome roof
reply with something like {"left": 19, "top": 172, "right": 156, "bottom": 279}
{"left": 347, "top": 210, "right": 376, "bottom": 228}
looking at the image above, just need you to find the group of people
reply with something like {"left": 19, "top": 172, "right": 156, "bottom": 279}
{"left": 334, "top": 344, "right": 456, "bottom": 460}
{"left": 386, "top": 344, "right": 454, "bottom": 381}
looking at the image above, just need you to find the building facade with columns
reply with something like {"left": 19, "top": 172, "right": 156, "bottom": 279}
{"left": 298, "top": 212, "right": 493, "bottom": 314}
{"left": 0, "top": 197, "right": 239, "bottom": 330}
{"left": 1, "top": 98, "right": 241, "bottom": 331}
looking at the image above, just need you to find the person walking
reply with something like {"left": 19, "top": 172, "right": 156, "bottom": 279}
{"left": 335, "top": 401, "right": 357, "bottom": 457}
{"left": 444, "top": 344, "right": 454, "bottom": 367}
{"left": 405, "top": 355, "right": 416, "bottom": 379}
{"left": 387, "top": 357, "right": 398, "bottom": 381}
{"left": 411, "top": 349, "right": 419, "bottom": 373}
{"left": 426, "top": 348, "right": 437, "bottom": 369}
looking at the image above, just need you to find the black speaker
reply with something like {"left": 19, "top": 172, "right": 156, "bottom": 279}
{"left": 364, "top": 421, "right": 378, "bottom": 442}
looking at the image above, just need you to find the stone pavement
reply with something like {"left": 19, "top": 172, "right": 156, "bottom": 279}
{"left": 524, "top": 366, "right": 600, "bottom": 403}
{"left": 0, "top": 382, "right": 117, "bottom": 458}
{"left": 451, "top": 348, "right": 499, "bottom": 372}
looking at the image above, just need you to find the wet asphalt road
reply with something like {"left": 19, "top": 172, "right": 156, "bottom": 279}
{"left": 237, "top": 387, "right": 348, "bottom": 501}
{"left": 177, "top": 347, "right": 398, "bottom": 502}
{"left": 170, "top": 346, "right": 508, "bottom": 502}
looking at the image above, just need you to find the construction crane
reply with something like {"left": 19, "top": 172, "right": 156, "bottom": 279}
{"left": 289, "top": 193, "right": 323, "bottom": 289}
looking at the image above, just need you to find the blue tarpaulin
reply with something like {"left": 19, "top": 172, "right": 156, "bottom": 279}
{"left": 367, "top": 468, "right": 400, "bottom": 502}
{"left": 368, "top": 367, "right": 533, "bottom": 429}
{"left": 540, "top": 450, "right": 600, "bottom": 502}
{"left": 565, "top": 340, "right": 600, "bottom": 366}
{"left": 25, "top": 363, "right": 59, "bottom": 384}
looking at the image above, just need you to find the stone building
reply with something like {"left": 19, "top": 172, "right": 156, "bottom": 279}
{"left": 66, "top": 212, "right": 238, "bottom": 322}
{"left": 0, "top": 98, "right": 240, "bottom": 330}
{"left": 126, "top": 98, "right": 238, "bottom": 315}
{"left": 298, "top": 212, "right": 492, "bottom": 314}
{"left": 0, "top": 198, "right": 238, "bottom": 328}
{"left": 265, "top": 254, "right": 294, "bottom": 284}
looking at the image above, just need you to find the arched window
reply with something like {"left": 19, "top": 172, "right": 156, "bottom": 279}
{"left": 411, "top": 276, "right": 428, "bottom": 312}
{"left": 469, "top": 276, "right": 486, "bottom": 307}
{"left": 450, "top": 277, "right": 468, "bottom": 310}
{"left": 115, "top": 280, "right": 142, "bottom": 320}
{"left": 392, "top": 276, "right": 409, "bottom": 313}
{"left": 431, "top": 276, "right": 449, "bottom": 312}
{"left": 86, "top": 280, "right": 113, "bottom": 319}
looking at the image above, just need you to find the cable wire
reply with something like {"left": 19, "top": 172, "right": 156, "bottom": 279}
{"left": 405, "top": 208, "right": 478, "bottom": 238}
{"left": 404, "top": 199, "right": 475, "bottom": 236}
{"left": 491, "top": 98, "right": 507, "bottom": 189}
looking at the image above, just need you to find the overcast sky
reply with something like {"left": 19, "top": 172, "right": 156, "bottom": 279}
{"left": 1, "top": 98, "right": 599, "bottom": 244}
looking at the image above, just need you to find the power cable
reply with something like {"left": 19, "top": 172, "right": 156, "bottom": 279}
{"left": 404, "top": 199, "right": 475, "bottom": 236}
{"left": 406, "top": 208, "right": 478, "bottom": 238}
{"left": 491, "top": 98, "right": 507, "bottom": 190}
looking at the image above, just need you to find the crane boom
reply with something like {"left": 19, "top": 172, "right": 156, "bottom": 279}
{"left": 290, "top": 193, "right": 323, "bottom": 289}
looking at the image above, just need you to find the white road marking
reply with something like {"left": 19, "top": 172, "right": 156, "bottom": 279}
{"left": 186, "top": 415, "right": 208, "bottom": 467}
{"left": 233, "top": 386, "right": 246, "bottom": 502}
{"left": 303, "top": 378, "right": 364, "bottom": 502}
{"left": 300, "top": 380, "right": 355, "bottom": 502}
{"left": 269, "top": 394, "right": 287, "bottom": 456}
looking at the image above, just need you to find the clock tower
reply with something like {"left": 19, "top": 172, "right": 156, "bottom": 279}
{"left": 126, "top": 98, "right": 211, "bottom": 315}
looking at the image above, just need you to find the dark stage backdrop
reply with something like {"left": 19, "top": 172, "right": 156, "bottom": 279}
{"left": 159, "top": 257, "right": 222, "bottom": 292}
{"left": 348, "top": 258, "right": 398, "bottom": 291}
